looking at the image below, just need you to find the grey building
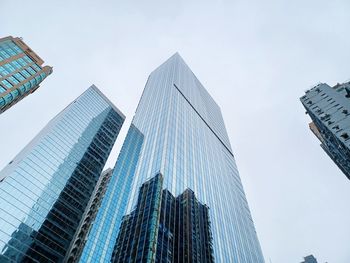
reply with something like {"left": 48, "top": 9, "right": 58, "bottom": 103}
{"left": 301, "top": 82, "right": 350, "bottom": 180}
{"left": 0, "top": 85, "right": 124, "bottom": 262}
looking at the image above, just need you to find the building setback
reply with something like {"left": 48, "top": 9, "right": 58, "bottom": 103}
{"left": 0, "top": 36, "right": 52, "bottom": 113}
{"left": 301, "top": 82, "right": 350, "bottom": 180}
{"left": 80, "top": 53, "right": 264, "bottom": 262}
{"left": 0, "top": 85, "right": 125, "bottom": 262}
{"left": 111, "top": 173, "right": 214, "bottom": 263}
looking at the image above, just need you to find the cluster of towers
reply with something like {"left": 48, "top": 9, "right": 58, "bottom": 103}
{"left": 0, "top": 36, "right": 265, "bottom": 263}
{"left": 1, "top": 35, "right": 347, "bottom": 263}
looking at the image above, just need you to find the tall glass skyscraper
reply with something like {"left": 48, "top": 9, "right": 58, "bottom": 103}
{"left": 0, "top": 85, "right": 125, "bottom": 262}
{"left": 0, "top": 36, "right": 52, "bottom": 114}
{"left": 81, "top": 53, "right": 264, "bottom": 262}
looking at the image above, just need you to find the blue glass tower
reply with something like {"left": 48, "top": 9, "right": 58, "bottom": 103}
{"left": 0, "top": 85, "right": 125, "bottom": 262}
{"left": 81, "top": 53, "right": 264, "bottom": 262}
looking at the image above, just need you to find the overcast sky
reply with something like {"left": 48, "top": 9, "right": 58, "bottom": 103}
{"left": 1, "top": 0, "right": 350, "bottom": 262}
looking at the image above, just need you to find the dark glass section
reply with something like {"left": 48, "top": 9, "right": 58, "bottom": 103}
{"left": 67, "top": 168, "right": 114, "bottom": 262}
{"left": 0, "top": 223, "right": 36, "bottom": 262}
{"left": 174, "top": 189, "right": 214, "bottom": 263}
{"left": 111, "top": 174, "right": 163, "bottom": 263}
{"left": 111, "top": 173, "right": 214, "bottom": 263}
{"left": 155, "top": 189, "right": 175, "bottom": 263}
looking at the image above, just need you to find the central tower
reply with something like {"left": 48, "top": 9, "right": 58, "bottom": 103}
{"left": 81, "top": 53, "right": 264, "bottom": 262}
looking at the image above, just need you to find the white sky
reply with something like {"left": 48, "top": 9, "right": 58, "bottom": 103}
{"left": 1, "top": 1, "right": 350, "bottom": 262}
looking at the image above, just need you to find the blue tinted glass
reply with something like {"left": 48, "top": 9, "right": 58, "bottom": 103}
{"left": 0, "top": 86, "right": 125, "bottom": 262}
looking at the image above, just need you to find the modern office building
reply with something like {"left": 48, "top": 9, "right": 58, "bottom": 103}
{"left": 111, "top": 173, "right": 214, "bottom": 263}
{"left": 80, "top": 53, "right": 264, "bottom": 262}
{"left": 0, "top": 85, "right": 125, "bottom": 262}
{"left": 301, "top": 255, "right": 318, "bottom": 263}
{"left": 0, "top": 36, "right": 52, "bottom": 113}
{"left": 67, "top": 168, "right": 114, "bottom": 262}
{"left": 301, "top": 82, "right": 350, "bottom": 180}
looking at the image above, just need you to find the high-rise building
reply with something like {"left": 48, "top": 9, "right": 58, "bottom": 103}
{"left": 67, "top": 168, "right": 114, "bottom": 262}
{"left": 301, "top": 82, "right": 350, "bottom": 180}
{"left": 0, "top": 85, "right": 125, "bottom": 262}
{"left": 80, "top": 53, "right": 264, "bottom": 262}
{"left": 301, "top": 255, "right": 318, "bottom": 263}
{"left": 0, "top": 36, "right": 52, "bottom": 113}
{"left": 111, "top": 173, "right": 214, "bottom": 263}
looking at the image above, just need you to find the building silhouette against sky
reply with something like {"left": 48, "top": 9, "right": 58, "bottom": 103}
{"left": 301, "top": 255, "right": 318, "bottom": 263}
{"left": 0, "top": 36, "right": 52, "bottom": 113}
{"left": 301, "top": 82, "right": 350, "bottom": 180}
{"left": 0, "top": 85, "right": 124, "bottom": 262}
{"left": 111, "top": 173, "right": 214, "bottom": 263}
{"left": 81, "top": 53, "right": 264, "bottom": 262}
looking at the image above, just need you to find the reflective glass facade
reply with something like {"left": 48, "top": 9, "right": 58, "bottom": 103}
{"left": 81, "top": 53, "right": 264, "bottom": 262}
{"left": 111, "top": 173, "right": 214, "bottom": 263}
{"left": 0, "top": 85, "right": 125, "bottom": 262}
{"left": 111, "top": 174, "right": 164, "bottom": 263}
{"left": 301, "top": 82, "right": 350, "bottom": 180}
{"left": 80, "top": 124, "right": 144, "bottom": 262}
{"left": 67, "top": 168, "right": 114, "bottom": 262}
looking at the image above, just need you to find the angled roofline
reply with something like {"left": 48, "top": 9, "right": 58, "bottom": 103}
{"left": 90, "top": 84, "right": 125, "bottom": 119}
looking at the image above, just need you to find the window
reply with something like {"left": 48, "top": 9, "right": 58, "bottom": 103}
{"left": 341, "top": 133, "right": 349, "bottom": 140}
{"left": 21, "top": 69, "right": 31, "bottom": 78}
{"left": 8, "top": 76, "right": 19, "bottom": 85}
{"left": 12, "top": 61, "right": 22, "bottom": 69}
{"left": 14, "top": 72, "right": 25, "bottom": 82}
{"left": 18, "top": 58, "right": 27, "bottom": 66}
{"left": 1, "top": 79, "right": 13, "bottom": 88}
